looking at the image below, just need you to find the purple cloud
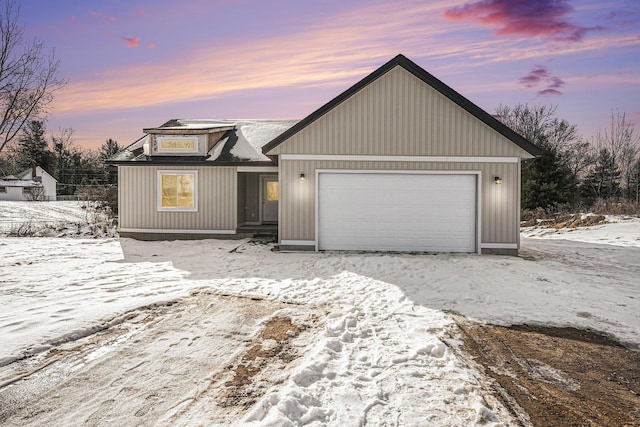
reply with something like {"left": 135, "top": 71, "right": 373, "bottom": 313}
{"left": 444, "top": 0, "right": 601, "bottom": 42}
{"left": 519, "top": 66, "right": 565, "bottom": 95}
{"left": 538, "top": 88, "right": 563, "bottom": 96}
{"left": 122, "top": 37, "right": 140, "bottom": 48}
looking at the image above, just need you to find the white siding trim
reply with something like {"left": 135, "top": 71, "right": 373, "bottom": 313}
{"left": 480, "top": 243, "right": 518, "bottom": 249}
{"left": 281, "top": 154, "right": 519, "bottom": 163}
{"left": 280, "top": 240, "right": 317, "bottom": 246}
{"left": 315, "top": 169, "right": 482, "bottom": 254}
{"left": 237, "top": 166, "right": 278, "bottom": 172}
{"left": 120, "top": 228, "right": 236, "bottom": 235}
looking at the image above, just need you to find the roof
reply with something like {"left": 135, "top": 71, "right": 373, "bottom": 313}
{"left": 18, "top": 166, "right": 57, "bottom": 182}
{"left": 0, "top": 178, "right": 41, "bottom": 187}
{"left": 263, "top": 54, "right": 542, "bottom": 157}
{"left": 110, "top": 119, "right": 298, "bottom": 165}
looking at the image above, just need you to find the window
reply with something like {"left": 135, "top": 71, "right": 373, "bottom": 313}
{"left": 156, "top": 136, "right": 199, "bottom": 154}
{"left": 0, "top": 186, "right": 6, "bottom": 193}
{"left": 157, "top": 170, "right": 197, "bottom": 211}
{"left": 266, "top": 181, "right": 279, "bottom": 201}
{"left": 22, "top": 187, "right": 32, "bottom": 195}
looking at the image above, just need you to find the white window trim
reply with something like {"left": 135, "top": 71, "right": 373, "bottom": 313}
{"left": 156, "top": 136, "right": 200, "bottom": 154}
{"left": 157, "top": 170, "right": 198, "bottom": 212}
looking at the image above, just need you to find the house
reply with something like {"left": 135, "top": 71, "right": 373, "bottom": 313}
{"left": 0, "top": 165, "right": 57, "bottom": 201}
{"left": 18, "top": 166, "right": 57, "bottom": 201}
{"left": 111, "top": 54, "right": 541, "bottom": 254}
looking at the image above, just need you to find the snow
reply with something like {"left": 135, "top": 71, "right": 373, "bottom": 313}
{"left": 214, "top": 119, "right": 297, "bottom": 162}
{"left": 0, "top": 201, "right": 115, "bottom": 237}
{"left": 0, "top": 204, "right": 638, "bottom": 425}
{"left": 521, "top": 214, "right": 640, "bottom": 247}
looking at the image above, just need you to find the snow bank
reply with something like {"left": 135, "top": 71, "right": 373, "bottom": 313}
{"left": 521, "top": 214, "right": 640, "bottom": 248}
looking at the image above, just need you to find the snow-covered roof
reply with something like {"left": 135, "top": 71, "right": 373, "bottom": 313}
{"left": 110, "top": 119, "right": 298, "bottom": 164}
{"left": 208, "top": 120, "right": 298, "bottom": 162}
{"left": 0, "top": 178, "right": 40, "bottom": 187}
{"left": 110, "top": 135, "right": 149, "bottom": 162}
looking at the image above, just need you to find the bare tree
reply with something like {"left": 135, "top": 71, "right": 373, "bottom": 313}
{"left": 589, "top": 111, "right": 640, "bottom": 200}
{"left": 0, "top": 0, "right": 66, "bottom": 153}
{"left": 23, "top": 182, "right": 44, "bottom": 201}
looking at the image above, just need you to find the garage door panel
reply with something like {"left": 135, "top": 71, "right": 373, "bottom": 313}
{"left": 318, "top": 173, "right": 477, "bottom": 252}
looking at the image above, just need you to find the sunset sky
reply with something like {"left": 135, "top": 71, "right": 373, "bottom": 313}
{"left": 20, "top": 0, "right": 640, "bottom": 150}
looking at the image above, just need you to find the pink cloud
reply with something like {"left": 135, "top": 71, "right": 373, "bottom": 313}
{"left": 519, "top": 65, "right": 565, "bottom": 95}
{"left": 444, "top": 0, "right": 601, "bottom": 42}
{"left": 147, "top": 43, "right": 157, "bottom": 49}
{"left": 122, "top": 37, "right": 140, "bottom": 47}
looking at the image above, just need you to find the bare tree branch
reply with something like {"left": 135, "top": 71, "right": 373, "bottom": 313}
{"left": 0, "top": 0, "right": 66, "bottom": 152}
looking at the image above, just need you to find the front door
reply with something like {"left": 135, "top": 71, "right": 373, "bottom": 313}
{"left": 260, "top": 175, "right": 278, "bottom": 223}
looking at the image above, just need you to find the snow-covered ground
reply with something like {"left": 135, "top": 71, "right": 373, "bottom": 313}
{"left": 521, "top": 214, "right": 640, "bottom": 247}
{"left": 0, "top": 201, "right": 115, "bottom": 237}
{"left": 0, "top": 202, "right": 638, "bottom": 425}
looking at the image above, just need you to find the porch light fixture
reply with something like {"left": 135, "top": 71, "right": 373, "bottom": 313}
{"left": 494, "top": 176, "right": 502, "bottom": 185}
{"left": 300, "top": 173, "right": 306, "bottom": 182}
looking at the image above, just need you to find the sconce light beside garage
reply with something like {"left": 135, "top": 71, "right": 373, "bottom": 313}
{"left": 494, "top": 176, "right": 502, "bottom": 185}
{"left": 300, "top": 173, "right": 306, "bottom": 182}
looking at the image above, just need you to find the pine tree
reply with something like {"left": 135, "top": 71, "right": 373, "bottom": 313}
{"left": 495, "top": 104, "right": 580, "bottom": 209}
{"left": 99, "top": 138, "right": 120, "bottom": 185}
{"left": 15, "top": 120, "right": 55, "bottom": 173}
{"left": 581, "top": 148, "right": 621, "bottom": 201}
{"left": 99, "top": 138, "right": 121, "bottom": 161}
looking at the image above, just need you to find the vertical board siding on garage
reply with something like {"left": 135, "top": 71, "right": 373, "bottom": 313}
{"left": 279, "top": 160, "right": 519, "bottom": 245}
{"left": 268, "top": 67, "right": 533, "bottom": 159}
{"left": 119, "top": 165, "right": 236, "bottom": 231}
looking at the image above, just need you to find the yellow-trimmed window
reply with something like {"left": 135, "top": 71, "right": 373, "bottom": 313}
{"left": 157, "top": 170, "right": 198, "bottom": 211}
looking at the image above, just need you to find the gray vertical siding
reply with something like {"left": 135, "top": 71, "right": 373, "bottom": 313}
{"left": 268, "top": 66, "right": 533, "bottom": 159}
{"left": 279, "top": 160, "right": 520, "bottom": 246}
{"left": 119, "top": 165, "right": 237, "bottom": 232}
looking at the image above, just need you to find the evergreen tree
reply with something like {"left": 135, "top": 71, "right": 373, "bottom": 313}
{"left": 495, "top": 104, "right": 580, "bottom": 209}
{"left": 15, "top": 120, "right": 55, "bottom": 173}
{"left": 99, "top": 138, "right": 120, "bottom": 185}
{"left": 99, "top": 138, "right": 121, "bottom": 160}
{"left": 581, "top": 148, "right": 622, "bottom": 201}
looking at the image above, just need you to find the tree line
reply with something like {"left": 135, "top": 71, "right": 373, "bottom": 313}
{"left": 0, "top": 119, "right": 120, "bottom": 196}
{"left": 496, "top": 105, "right": 640, "bottom": 213}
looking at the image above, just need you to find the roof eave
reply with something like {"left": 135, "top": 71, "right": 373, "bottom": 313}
{"left": 142, "top": 126, "right": 235, "bottom": 135}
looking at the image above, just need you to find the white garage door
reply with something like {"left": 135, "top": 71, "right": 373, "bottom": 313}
{"left": 318, "top": 173, "right": 477, "bottom": 252}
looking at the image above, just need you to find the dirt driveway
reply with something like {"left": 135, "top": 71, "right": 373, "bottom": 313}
{"left": 453, "top": 317, "right": 640, "bottom": 427}
{"left": 0, "top": 292, "right": 319, "bottom": 426}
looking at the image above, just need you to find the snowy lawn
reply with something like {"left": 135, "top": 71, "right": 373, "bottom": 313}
{"left": 0, "top": 201, "right": 115, "bottom": 237}
{"left": 1, "top": 219, "right": 639, "bottom": 425}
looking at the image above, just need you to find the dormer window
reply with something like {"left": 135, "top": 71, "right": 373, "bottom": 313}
{"left": 156, "top": 136, "right": 199, "bottom": 154}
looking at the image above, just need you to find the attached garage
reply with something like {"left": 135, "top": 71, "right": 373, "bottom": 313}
{"left": 317, "top": 172, "right": 478, "bottom": 252}
{"left": 263, "top": 54, "right": 542, "bottom": 255}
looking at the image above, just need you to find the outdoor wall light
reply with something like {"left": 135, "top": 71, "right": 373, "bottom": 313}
{"left": 300, "top": 173, "right": 306, "bottom": 182}
{"left": 494, "top": 176, "right": 502, "bottom": 185}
